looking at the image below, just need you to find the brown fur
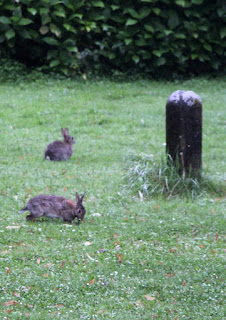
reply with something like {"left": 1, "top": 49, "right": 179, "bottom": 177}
{"left": 19, "top": 192, "right": 86, "bottom": 223}
{"left": 45, "top": 128, "right": 75, "bottom": 161}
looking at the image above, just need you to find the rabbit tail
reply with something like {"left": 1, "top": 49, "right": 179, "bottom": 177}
{"left": 19, "top": 206, "right": 28, "bottom": 213}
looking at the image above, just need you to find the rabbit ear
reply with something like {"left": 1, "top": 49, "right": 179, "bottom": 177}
{"left": 61, "top": 128, "right": 65, "bottom": 136}
{"left": 80, "top": 192, "right": 85, "bottom": 202}
{"left": 64, "top": 128, "right": 69, "bottom": 136}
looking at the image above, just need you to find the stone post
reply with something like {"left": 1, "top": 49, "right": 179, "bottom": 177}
{"left": 166, "top": 90, "right": 202, "bottom": 176}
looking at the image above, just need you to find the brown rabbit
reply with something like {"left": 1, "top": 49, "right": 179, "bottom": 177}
{"left": 19, "top": 192, "right": 86, "bottom": 223}
{"left": 45, "top": 128, "right": 75, "bottom": 161}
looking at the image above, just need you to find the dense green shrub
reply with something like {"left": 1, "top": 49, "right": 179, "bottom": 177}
{"left": 0, "top": 0, "right": 225, "bottom": 76}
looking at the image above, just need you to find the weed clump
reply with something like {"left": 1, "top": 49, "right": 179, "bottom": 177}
{"left": 124, "top": 153, "right": 225, "bottom": 199}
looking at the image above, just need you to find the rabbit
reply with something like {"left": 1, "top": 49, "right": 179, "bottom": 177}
{"left": 19, "top": 192, "right": 86, "bottom": 223}
{"left": 45, "top": 128, "right": 75, "bottom": 161}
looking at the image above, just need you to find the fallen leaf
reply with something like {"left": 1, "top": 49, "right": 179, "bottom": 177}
{"left": 155, "top": 204, "right": 159, "bottom": 210}
{"left": 43, "top": 263, "right": 54, "bottom": 268}
{"left": 60, "top": 261, "right": 66, "bottom": 268}
{"left": 114, "top": 233, "right": 119, "bottom": 238}
{"left": 54, "top": 287, "right": 57, "bottom": 292}
{"left": 37, "top": 258, "right": 40, "bottom": 264}
{"left": 30, "top": 229, "right": 34, "bottom": 234}
{"left": 3, "top": 300, "right": 18, "bottom": 306}
{"left": 25, "top": 312, "right": 30, "bottom": 316}
{"left": 53, "top": 304, "right": 63, "bottom": 308}
{"left": 170, "top": 248, "right": 176, "bottom": 252}
{"left": 96, "top": 310, "right": 105, "bottom": 314}
{"left": 6, "top": 268, "right": 10, "bottom": 275}
{"left": 158, "top": 261, "right": 164, "bottom": 265}
{"left": 63, "top": 187, "right": 67, "bottom": 192}
{"left": 51, "top": 172, "right": 55, "bottom": 176}
{"left": 3, "top": 309, "right": 14, "bottom": 313}
{"left": 215, "top": 234, "right": 219, "bottom": 242}
{"left": 212, "top": 250, "right": 216, "bottom": 254}
{"left": 25, "top": 304, "right": 33, "bottom": 308}
{"left": 144, "top": 295, "right": 155, "bottom": 301}
{"left": 182, "top": 281, "right": 186, "bottom": 286}
{"left": 200, "top": 245, "right": 204, "bottom": 248}
{"left": 88, "top": 278, "right": 95, "bottom": 285}
{"left": 17, "top": 242, "right": 26, "bottom": 247}
{"left": 165, "top": 273, "right": 175, "bottom": 278}
{"left": 116, "top": 254, "right": 123, "bottom": 263}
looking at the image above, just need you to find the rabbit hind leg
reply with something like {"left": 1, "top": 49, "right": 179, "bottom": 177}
{"left": 26, "top": 209, "right": 44, "bottom": 220}
{"left": 26, "top": 214, "right": 36, "bottom": 220}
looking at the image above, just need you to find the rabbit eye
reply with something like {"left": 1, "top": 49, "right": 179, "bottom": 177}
{"left": 77, "top": 209, "right": 81, "bottom": 214}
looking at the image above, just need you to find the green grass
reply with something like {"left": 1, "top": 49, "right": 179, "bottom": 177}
{"left": 124, "top": 153, "right": 225, "bottom": 199}
{"left": 0, "top": 76, "right": 225, "bottom": 319}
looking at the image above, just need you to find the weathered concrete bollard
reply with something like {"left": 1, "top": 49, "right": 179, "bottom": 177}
{"left": 166, "top": 90, "right": 202, "bottom": 176}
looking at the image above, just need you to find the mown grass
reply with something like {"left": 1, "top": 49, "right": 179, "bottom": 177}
{"left": 0, "top": 76, "right": 225, "bottom": 319}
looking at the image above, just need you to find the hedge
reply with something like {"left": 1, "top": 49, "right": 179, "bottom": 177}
{"left": 0, "top": 0, "right": 225, "bottom": 76}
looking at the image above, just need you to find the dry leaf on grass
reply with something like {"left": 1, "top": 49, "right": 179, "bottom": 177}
{"left": 116, "top": 254, "right": 123, "bottom": 263}
{"left": 3, "top": 300, "right": 18, "bottom": 306}
{"left": 43, "top": 263, "right": 54, "bottom": 268}
{"left": 96, "top": 310, "right": 105, "bottom": 314}
{"left": 87, "top": 278, "right": 95, "bottom": 285}
{"left": 53, "top": 304, "right": 63, "bottom": 308}
{"left": 60, "top": 261, "right": 66, "bottom": 268}
{"left": 144, "top": 295, "right": 155, "bottom": 301}
{"left": 165, "top": 273, "right": 175, "bottom": 278}
{"left": 3, "top": 309, "right": 14, "bottom": 313}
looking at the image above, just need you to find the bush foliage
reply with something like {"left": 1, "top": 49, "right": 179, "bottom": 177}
{"left": 0, "top": 0, "right": 225, "bottom": 75}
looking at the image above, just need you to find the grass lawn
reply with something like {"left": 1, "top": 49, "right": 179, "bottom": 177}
{"left": 0, "top": 76, "right": 225, "bottom": 319}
